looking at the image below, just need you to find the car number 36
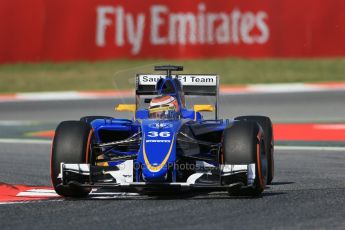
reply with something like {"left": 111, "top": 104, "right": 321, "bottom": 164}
{"left": 147, "top": 131, "right": 171, "bottom": 137}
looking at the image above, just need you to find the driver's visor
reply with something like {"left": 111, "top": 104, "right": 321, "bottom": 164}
{"left": 149, "top": 104, "right": 174, "bottom": 113}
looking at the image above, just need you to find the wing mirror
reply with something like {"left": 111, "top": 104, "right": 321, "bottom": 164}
{"left": 194, "top": 104, "right": 214, "bottom": 112}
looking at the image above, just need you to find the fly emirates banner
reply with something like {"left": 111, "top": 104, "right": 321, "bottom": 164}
{"left": 0, "top": 0, "right": 344, "bottom": 62}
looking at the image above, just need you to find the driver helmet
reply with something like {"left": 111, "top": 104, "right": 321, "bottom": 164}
{"left": 149, "top": 95, "right": 179, "bottom": 119}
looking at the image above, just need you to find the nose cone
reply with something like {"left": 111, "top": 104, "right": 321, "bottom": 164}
{"left": 141, "top": 133, "right": 175, "bottom": 182}
{"left": 142, "top": 166, "right": 169, "bottom": 182}
{"left": 138, "top": 120, "right": 180, "bottom": 182}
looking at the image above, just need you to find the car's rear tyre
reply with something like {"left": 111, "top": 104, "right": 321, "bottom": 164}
{"left": 51, "top": 121, "right": 93, "bottom": 197}
{"left": 80, "top": 116, "right": 113, "bottom": 124}
{"left": 222, "top": 121, "right": 267, "bottom": 196}
{"left": 235, "top": 116, "right": 274, "bottom": 184}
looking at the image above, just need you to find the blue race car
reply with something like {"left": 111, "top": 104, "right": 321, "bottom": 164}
{"left": 50, "top": 65, "right": 274, "bottom": 197}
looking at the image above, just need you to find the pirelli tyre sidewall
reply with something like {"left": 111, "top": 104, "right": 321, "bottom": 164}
{"left": 222, "top": 121, "right": 267, "bottom": 195}
{"left": 51, "top": 121, "right": 93, "bottom": 197}
{"left": 234, "top": 115, "right": 274, "bottom": 184}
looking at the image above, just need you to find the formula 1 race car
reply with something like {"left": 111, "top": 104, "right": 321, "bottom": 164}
{"left": 51, "top": 65, "right": 274, "bottom": 197}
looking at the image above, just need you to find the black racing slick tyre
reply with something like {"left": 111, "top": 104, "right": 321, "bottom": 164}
{"left": 235, "top": 116, "right": 274, "bottom": 184}
{"left": 51, "top": 121, "right": 93, "bottom": 197}
{"left": 222, "top": 121, "right": 267, "bottom": 196}
{"left": 80, "top": 116, "right": 113, "bottom": 124}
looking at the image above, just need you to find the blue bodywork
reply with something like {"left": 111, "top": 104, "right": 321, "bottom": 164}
{"left": 89, "top": 76, "right": 226, "bottom": 182}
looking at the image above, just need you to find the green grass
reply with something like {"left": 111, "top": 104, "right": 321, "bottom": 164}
{"left": 0, "top": 58, "right": 344, "bottom": 93}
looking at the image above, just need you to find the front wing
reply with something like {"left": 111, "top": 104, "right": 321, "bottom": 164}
{"left": 58, "top": 161, "right": 258, "bottom": 193}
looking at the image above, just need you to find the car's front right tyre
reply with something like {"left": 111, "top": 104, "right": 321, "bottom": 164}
{"left": 235, "top": 116, "right": 274, "bottom": 184}
{"left": 221, "top": 121, "right": 267, "bottom": 196}
{"left": 51, "top": 121, "right": 93, "bottom": 197}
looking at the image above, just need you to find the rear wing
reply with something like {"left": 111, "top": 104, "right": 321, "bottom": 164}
{"left": 135, "top": 74, "right": 219, "bottom": 119}
{"left": 136, "top": 74, "right": 219, "bottom": 96}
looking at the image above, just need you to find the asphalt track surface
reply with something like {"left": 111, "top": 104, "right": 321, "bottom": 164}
{"left": 0, "top": 91, "right": 345, "bottom": 229}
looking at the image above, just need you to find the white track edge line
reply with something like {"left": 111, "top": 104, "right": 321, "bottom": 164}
{"left": 0, "top": 139, "right": 51, "bottom": 144}
{"left": 0, "top": 199, "right": 62, "bottom": 205}
{"left": 1, "top": 86, "right": 345, "bottom": 103}
{"left": 275, "top": 145, "right": 345, "bottom": 151}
